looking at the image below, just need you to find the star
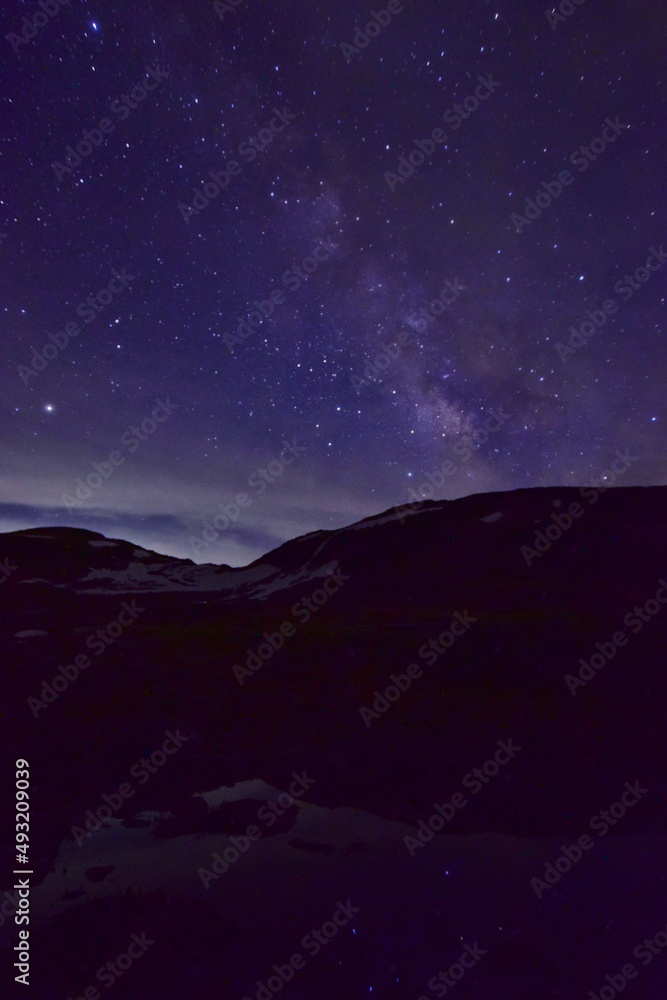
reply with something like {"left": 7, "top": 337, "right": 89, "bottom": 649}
{"left": 0, "top": 0, "right": 662, "bottom": 567}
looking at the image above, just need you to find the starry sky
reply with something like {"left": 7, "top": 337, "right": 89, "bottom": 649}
{"left": 1, "top": 0, "right": 665, "bottom": 565}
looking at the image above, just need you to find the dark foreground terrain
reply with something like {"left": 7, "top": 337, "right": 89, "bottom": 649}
{"left": 2, "top": 485, "right": 667, "bottom": 998}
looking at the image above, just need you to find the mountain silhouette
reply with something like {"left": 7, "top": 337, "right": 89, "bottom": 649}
{"left": 3, "top": 486, "right": 666, "bottom": 998}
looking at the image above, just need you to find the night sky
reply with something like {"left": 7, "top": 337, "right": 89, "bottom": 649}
{"left": 2, "top": 0, "right": 665, "bottom": 565}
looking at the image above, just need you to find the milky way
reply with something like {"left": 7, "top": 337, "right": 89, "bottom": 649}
{"left": 1, "top": 0, "right": 665, "bottom": 564}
